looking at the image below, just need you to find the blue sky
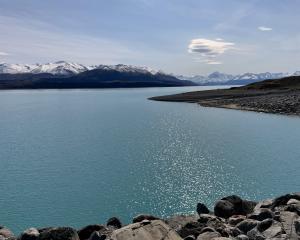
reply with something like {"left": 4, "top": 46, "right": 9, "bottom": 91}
{"left": 0, "top": 0, "right": 300, "bottom": 75}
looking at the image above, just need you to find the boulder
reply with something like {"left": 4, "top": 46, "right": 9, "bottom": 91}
{"left": 88, "top": 232, "right": 106, "bottom": 240}
{"left": 295, "top": 219, "right": 300, "bottom": 236}
{"left": 287, "top": 199, "right": 300, "bottom": 205}
{"left": 196, "top": 203, "right": 209, "bottom": 215}
{"left": 177, "top": 222, "right": 205, "bottom": 238}
{"left": 242, "top": 200, "right": 257, "bottom": 215}
{"left": 199, "top": 227, "right": 215, "bottom": 234}
{"left": 254, "top": 199, "right": 273, "bottom": 211}
{"left": 284, "top": 203, "right": 300, "bottom": 215}
{"left": 236, "top": 219, "right": 258, "bottom": 234}
{"left": 236, "top": 234, "right": 249, "bottom": 240}
{"left": 110, "top": 220, "right": 182, "bottom": 240}
{"left": 228, "top": 215, "right": 246, "bottom": 226}
{"left": 196, "top": 231, "right": 220, "bottom": 240}
{"left": 77, "top": 225, "right": 106, "bottom": 240}
{"left": 248, "top": 208, "right": 274, "bottom": 221}
{"left": 223, "top": 226, "right": 242, "bottom": 237}
{"left": 271, "top": 193, "right": 300, "bottom": 209}
{"left": 19, "top": 228, "right": 40, "bottom": 240}
{"left": 214, "top": 196, "right": 256, "bottom": 218}
{"left": 165, "top": 215, "right": 198, "bottom": 232}
{"left": 38, "top": 227, "right": 79, "bottom": 240}
{"left": 214, "top": 200, "right": 235, "bottom": 219}
{"left": 261, "top": 221, "right": 283, "bottom": 239}
{"left": 279, "top": 211, "right": 300, "bottom": 239}
{"left": 0, "top": 227, "right": 14, "bottom": 239}
{"left": 257, "top": 219, "right": 273, "bottom": 232}
{"left": 106, "top": 217, "right": 122, "bottom": 229}
{"left": 197, "top": 214, "right": 217, "bottom": 224}
{"left": 132, "top": 214, "right": 159, "bottom": 223}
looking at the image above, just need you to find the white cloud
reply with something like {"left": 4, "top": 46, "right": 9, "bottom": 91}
{"left": 188, "top": 38, "right": 235, "bottom": 64}
{"left": 0, "top": 52, "right": 9, "bottom": 56}
{"left": 188, "top": 38, "right": 234, "bottom": 56}
{"left": 258, "top": 26, "right": 272, "bottom": 31}
{"left": 215, "top": 38, "right": 224, "bottom": 41}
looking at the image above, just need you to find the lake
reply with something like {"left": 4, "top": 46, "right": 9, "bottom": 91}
{"left": 0, "top": 86, "right": 300, "bottom": 233}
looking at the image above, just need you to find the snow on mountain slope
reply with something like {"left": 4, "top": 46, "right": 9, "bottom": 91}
{"left": 177, "top": 71, "right": 292, "bottom": 84}
{"left": 0, "top": 63, "right": 36, "bottom": 74}
{"left": 94, "top": 64, "right": 162, "bottom": 75}
{"left": 31, "top": 61, "right": 89, "bottom": 75}
{"left": 0, "top": 61, "right": 89, "bottom": 75}
{"left": 0, "top": 61, "right": 164, "bottom": 76}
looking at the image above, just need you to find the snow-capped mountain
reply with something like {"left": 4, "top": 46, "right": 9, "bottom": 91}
{"left": 31, "top": 61, "right": 89, "bottom": 75}
{"left": 0, "top": 61, "right": 164, "bottom": 76}
{"left": 0, "top": 63, "right": 36, "bottom": 74}
{"left": 1, "top": 61, "right": 299, "bottom": 86}
{"left": 177, "top": 71, "right": 296, "bottom": 85}
{"left": 94, "top": 64, "right": 162, "bottom": 75}
{"left": 0, "top": 61, "right": 90, "bottom": 75}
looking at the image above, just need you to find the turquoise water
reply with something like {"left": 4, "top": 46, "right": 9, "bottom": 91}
{"left": 0, "top": 86, "right": 300, "bottom": 233}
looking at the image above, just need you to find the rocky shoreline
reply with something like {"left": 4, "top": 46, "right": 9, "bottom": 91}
{"left": 150, "top": 76, "right": 300, "bottom": 116}
{"left": 150, "top": 89, "right": 300, "bottom": 116}
{"left": 2, "top": 193, "right": 300, "bottom": 240}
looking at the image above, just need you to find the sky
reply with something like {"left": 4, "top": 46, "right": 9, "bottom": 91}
{"left": 0, "top": 0, "right": 300, "bottom": 75}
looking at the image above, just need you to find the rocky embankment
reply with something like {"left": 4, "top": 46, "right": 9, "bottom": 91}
{"left": 150, "top": 76, "right": 300, "bottom": 116}
{"left": 1, "top": 193, "right": 300, "bottom": 240}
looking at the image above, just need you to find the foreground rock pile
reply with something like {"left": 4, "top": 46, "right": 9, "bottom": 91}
{"left": 1, "top": 193, "right": 300, "bottom": 240}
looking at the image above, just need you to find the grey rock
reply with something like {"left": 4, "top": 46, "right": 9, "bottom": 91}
{"left": 287, "top": 199, "right": 300, "bottom": 205}
{"left": 236, "top": 234, "right": 249, "bottom": 240}
{"left": 261, "top": 221, "right": 283, "bottom": 239}
{"left": 0, "top": 227, "right": 14, "bottom": 239}
{"left": 177, "top": 222, "right": 205, "bottom": 238}
{"left": 254, "top": 199, "right": 273, "bottom": 211}
{"left": 166, "top": 215, "right": 198, "bottom": 232}
{"left": 196, "top": 231, "right": 220, "bottom": 240}
{"left": 110, "top": 220, "right": 183, "bottom": 240}
{"left": 77, "top": 225, "right": 107, "bottom": 240}
{"left": 279, "top": 211, "right": 299, "bottom": 239}
{"left": 228, "top": 215, "right": 246, "bottom": 226}
{"left": 196, "top": 203, "right": 210, "bottom": 215}
{"left": 214, "top": 196, "right": 256, "bottom": 219}
{"left": 106, "top": 217, "right": 122, "bottom": 229}
{"left": 19, "top": 228, "right": 40, "bottom": 240}
{"left": 257, "top": 219, "right": 273, "bottom": 232}
{"left": 236, "top": 219, "right": 258, "bottom": 234}
{"left": 242, "top": 200, "right": 257, "bottom": 215}
{"left": 214, "top": 200, "right": 235, "bottom": 219}
{"left": 295, "top": 219, "right": 300, "bottom": 236}
{"left": 38, "top": 227, "right": 79, "bottom": 240}
{"left": 132, "top": 214, "right": 159, "bottom": 223}
{"left": 198, "top": 214, "right": 217, "bottom": 224}
{"left": 284, "top": 203, "right": 300, "bottom": 215}
{"left": 224, "top": 226, "right": 242, "bottom": 237}
{"left": 271, "top": 193, "right": 300, "bottom": 209}
{"left": 88, "top": 232, "right": 106, "bottom": 240}
{"left": 248, "top": 208, "right": 274, "bottom": 221}
{"left": 247, "top": 228, "right": 265, "bottom": 240}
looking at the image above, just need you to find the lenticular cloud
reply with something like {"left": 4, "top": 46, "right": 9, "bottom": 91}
{"left": 188, "top": 38, "right": 235, "bottom": 57}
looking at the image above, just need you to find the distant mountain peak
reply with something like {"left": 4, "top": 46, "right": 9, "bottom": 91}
{"left": 176, "top": 71, "right": 299, "bottom": 85}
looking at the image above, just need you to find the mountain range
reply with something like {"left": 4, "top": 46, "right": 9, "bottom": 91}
{"left": 1, "top": 61, "right": 300, "bottom": 88}
{"left": 0, "top": 61, "right": 195, "bottom": 89}
{"left": 176, "top": 71, "right": 300, "bottom": 85}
